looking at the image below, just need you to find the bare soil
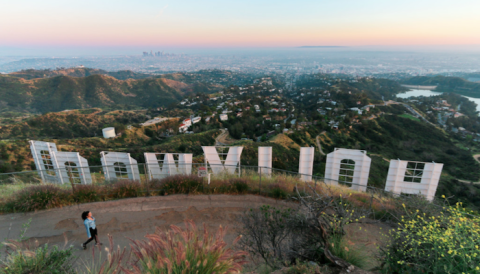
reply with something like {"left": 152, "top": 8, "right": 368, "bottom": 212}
{"left": 0, "top": 195, "right": 391, "bottom": 272}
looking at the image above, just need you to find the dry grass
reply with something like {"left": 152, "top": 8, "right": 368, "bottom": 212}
{"left": 270, "top": 134, "right": 301, "bottom": 150}
{"left": 0, "top": 168, "right": 415, "bottom": 221}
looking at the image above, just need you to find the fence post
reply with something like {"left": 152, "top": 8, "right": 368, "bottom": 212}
{"left": 259, "top": 166, "right": 262, "bottom": 195}
{"left": 143, "top": 164, "right": 150, "bottom": 196}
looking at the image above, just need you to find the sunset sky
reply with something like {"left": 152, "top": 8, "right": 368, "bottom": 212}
{"left": 1, "top": 0, "right": 479, "bottom": 53}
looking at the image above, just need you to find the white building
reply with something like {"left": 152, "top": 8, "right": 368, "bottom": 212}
{"left": 179, "top": 124, "right": 189, "bottom": 133}
{"left": 192, "top": 117, "right": 201, "bottom": 124}
{"left": 220, "top": 114, "right": 228, "bottom": 121}
{"left": 183, "top": 119, "right": 192, "bottom": 126}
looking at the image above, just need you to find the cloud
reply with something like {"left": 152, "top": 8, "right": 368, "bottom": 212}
{"left": 157, "top": 4, "right": 169, "bottom": 17}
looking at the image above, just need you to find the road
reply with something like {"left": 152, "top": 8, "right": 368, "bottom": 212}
{"left": 400, "top": 103, "right": 438, "bottom": 127}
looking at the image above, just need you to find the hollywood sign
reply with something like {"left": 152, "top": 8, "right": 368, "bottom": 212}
{"left": 29, "top": 140, "right": 443, "bottom": 201}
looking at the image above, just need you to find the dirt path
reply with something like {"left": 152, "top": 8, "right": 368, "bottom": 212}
{"left": 0, "top": 195, "right": 391, "bottom": 272}
{"left": 315, "top": 132, "right": 326, "bottom": 156}
{"left": 0, "top": 195, "right": 292, "bottom": 264}
{"left": 473, "top": 154, "right": 480, "bottom": 164}
{"left": 368, "top": 153, "right": 390, "bottom": 163}
{"left": 215, "top": 129, "right": 236, "bottom": 145}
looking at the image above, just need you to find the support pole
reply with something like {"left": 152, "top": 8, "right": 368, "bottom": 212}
{"left": 259, "top": 167, "right": 262, "bottom": 195}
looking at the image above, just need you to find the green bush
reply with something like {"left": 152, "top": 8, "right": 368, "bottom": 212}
{"left": 268, "top": 183, "right": 288, "bottom": 199}
{"left": 111, "top": 180, "right": 142, "bottom": 198}
{"left": 128, "top": 220, "right": 247, "bottom": 273}
{"left": 381, "top": 202, "right": 480, "bottom": 273}
{"left": 328, "top": 235, "right": 369, "bottom": 269}
{"left": 229, "top": 178, "right": 250, "bottom": 193}
{"left": 0, "top": 243, "right": 75, "bottom": 274}
{"left": 2, "top": 184, "right": 71, "bottom": 212}
{"left": 72, "top": 184, "right": 100, "bottom": 203}
{"left": 149, "top": 175, "right": 203, "bottom": 194}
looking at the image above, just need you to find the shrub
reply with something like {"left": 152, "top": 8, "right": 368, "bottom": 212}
{"left": 242, "top": 193, "right": 370, "bottom": 271}
{"left": 229, "top": 178, "right": 250, "bottom": 194}
{"left": 207, "top": 179, "right": 233, "bottom": 194}
{"left": 328, "top": 235, "right": 369, "bottom": 269}
{"left": 81, "top": 235, "right": 131, "bottom": 274}
{"left": 72, "top": 184, "right": 100, "bottom": 203}
{"left": 381, "top": 202, "right": 480, "bottom": 273}
{"left": 268, "top": 183, "right": 288, "bottom": 199}
{"left": 127, "top": 220, "right": 248, "bottom": 274}
{"left": 285, "top": 260, "right": 322, "bottom": 274}
{"left": 240, "top": 205, "right": 305, "bottom": 269}
{"left": 111, "top": 180, "right": 142, "bottom": 198}
{"left": 2, "top": 184, "right": 71, "bottom": 212}
{"left": 149, "top": 175, "right": 203, "bottom": 194}
{"left": 0, "top": 241, "right": 75, "bottom": 274}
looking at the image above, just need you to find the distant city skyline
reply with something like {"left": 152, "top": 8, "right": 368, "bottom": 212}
{"left": 1, "top": 0, "right": 479, "bottom": 56}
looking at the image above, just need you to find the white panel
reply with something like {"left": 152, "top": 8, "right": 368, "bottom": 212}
{"left": 179, "top": 154, "right": 193, "bottom": 175}
{"left": 224, "top": 147, "right": 243, "bottom": 174}
{"left": 101, "top": 152, "right": 140, "bottom": 181}
{"left": 29, "top": 140, "right": 92, "bottom": 185}
{"left": 324, "top": 148, "right": 371, "bottom": 192}
{"left": 202, "top": 146, "right": 224, "bottom": 174}
{"left": 145, "top": 153, "right": 161, "bottom": 179}
{"left": 144, "top": 153, "right": 193, "bottom": 179}
{"left": 385, "top": 160, "right": 443, "bottom": 201}
{"left": 202, "top": 146, "right": 243, "bottom": 175}
{"left": 163, "top": 154, "right": 177, "bottom": 176}
{"left": 29, "top": 140, "right": 60, "bottom": 183}
{"left": 258, "top": 147, "right": 272, "bottom": 175}
{"left": 299, "top": 147, "right": 315, "bottom": 181}
{"left": 53, "top": 152, "right": 92, "bottom": 185}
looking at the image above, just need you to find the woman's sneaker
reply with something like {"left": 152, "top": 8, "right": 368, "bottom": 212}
{"left": 95, "top": 243, "right": 103, "bottom": 246}
{"left": 81, "top": 244, "right": 86, "bottom": 250}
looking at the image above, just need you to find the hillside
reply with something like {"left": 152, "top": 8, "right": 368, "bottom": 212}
{"left": 8, "top": 68, "right": 153, "bottom": 80}
{"left": 1, "top": 107, "right": 480, "bottom": 208}
{"left": 0, "top": 109, "right": 148, "bottom": 139}
{"left": 403, "top": 76, "right": 480, "bottom": 98}
{"left": 0, "top": 74, "right": 221, "bottom": 114}
{"left": 297, "top": 74, "right": 407, "bottom": 101}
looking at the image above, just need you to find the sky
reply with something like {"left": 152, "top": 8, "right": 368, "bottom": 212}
{"left": 0, "top": 0, "right": 479, "bottom": 55}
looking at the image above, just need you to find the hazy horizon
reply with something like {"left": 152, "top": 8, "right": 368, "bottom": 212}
{"left": 1, "top": 0, "right": 480, "bottom": 56}
{"left": 1, "top": 45, "right": 480, "bottom": 57}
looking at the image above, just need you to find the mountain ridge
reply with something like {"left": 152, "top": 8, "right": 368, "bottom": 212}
{"left": 0, "top": 73, "right": 221, "bottom": 114}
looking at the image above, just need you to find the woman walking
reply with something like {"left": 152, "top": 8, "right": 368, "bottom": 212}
{"left": 81, "top": 211, "right": 102, "bottom": 250}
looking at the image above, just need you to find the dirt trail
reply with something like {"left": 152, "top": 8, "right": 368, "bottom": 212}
{"left": 473, "top": 154, "right": 480, "bottom": 164}
{"left": 315, "top": 132, "right": 326, "bottom": 156}
{"left": 0, "top": 195, "right": 391, "bottom": 273}
{"left": 0, "top": 195, "right": 292, "bottom": 264}
{"left": 215, "top": 129, "right": 236, "bottom": 145}
{"left": 0, "top": 195, "right": 391, "bottom": 272}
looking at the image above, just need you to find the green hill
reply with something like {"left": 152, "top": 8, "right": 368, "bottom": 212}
{"left": 8, "top": 68, "right": 153, "bottom": 80}
{"left": 404, "top": 76, "right": 480, "bottom": 98}
{"left": 0, "top": 74, "right": 219, "bottom": 114}
{"left": 0, "top": 109, "right": 147, "bottom": 139}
